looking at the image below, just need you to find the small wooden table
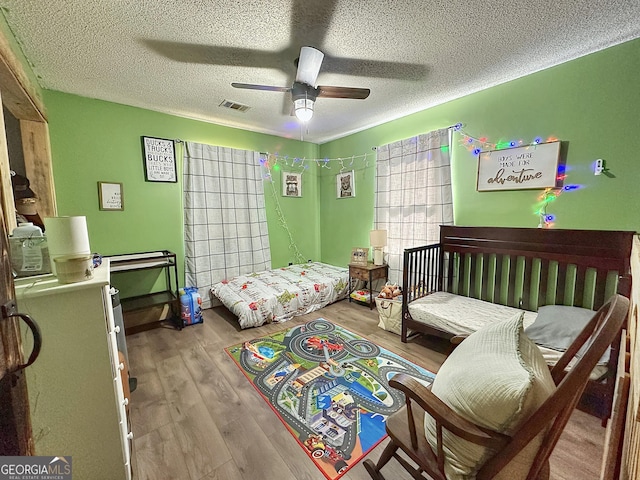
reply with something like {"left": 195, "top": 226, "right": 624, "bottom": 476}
{"left": 348, "top": 262, "right": 389, "bottom": 309}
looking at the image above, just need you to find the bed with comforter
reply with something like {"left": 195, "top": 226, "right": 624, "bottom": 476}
{"left": 211, "top": 262, "right": 349, "bottom": 329}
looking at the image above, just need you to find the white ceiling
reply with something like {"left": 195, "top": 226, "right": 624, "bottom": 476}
{"left": 2, "top": 1, "right": 639, "bottom": 144}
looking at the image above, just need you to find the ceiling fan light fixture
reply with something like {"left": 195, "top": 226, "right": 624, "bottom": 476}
{"left": 294, "top": 97, "right": 314, "bottom": 122}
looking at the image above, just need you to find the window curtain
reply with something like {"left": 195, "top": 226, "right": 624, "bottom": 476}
{"left": 183, "top": 142, "right": 271, "bottom": 309}
{"left": 374, "top": 128, "right": 453, "bottom": 284}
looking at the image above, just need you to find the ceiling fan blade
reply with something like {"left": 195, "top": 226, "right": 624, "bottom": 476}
{"left": 295, "top": 46, "right": 324, "bottom": 86}
{"left": 317, "top": 86, "right": 370, "bottom": 99}
{"left": 231, "top": 83, "right": 291, "bottom": 93}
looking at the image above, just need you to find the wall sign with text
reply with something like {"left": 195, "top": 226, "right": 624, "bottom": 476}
{"left": 476, "top": 141, "right": 561, "bottom": 191}
{"left": 142, "top": 136, "right": 177, "bottom": 182}
{"left": 98, "top": 182, "right": 123, "bottom": 211}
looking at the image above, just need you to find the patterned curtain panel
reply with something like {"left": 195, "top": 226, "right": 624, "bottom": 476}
{"left": 183, "top": 142, "right": 271, "bottom": 309}
{"left": 375, "top": 128, "right": 453, "bottom": 284}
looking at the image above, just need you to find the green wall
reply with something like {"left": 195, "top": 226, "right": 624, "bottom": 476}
{"left": 319, "top": 38, "right": 640, "bottom": 266}
{"left": 9, "top": 27, "right": 640, "bottom": 296}
{"left": 44, "top": 91, "right": 320, "bottom": 295}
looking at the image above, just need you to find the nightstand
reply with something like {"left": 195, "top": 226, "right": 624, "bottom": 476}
{"left": 348, "top": 262, "right": 389, "bottom": 309}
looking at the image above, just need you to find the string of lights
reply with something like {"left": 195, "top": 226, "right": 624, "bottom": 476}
{"left": 452, "top": 123, "right": 559, "bottom": 156}
{"left": 259, "top": 152, "right": 372, "bottom": 175}
{"left": 264, "top": 167, "right": 308, "bottom": 264}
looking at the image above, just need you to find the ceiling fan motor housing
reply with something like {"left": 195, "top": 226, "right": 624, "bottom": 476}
{"left": 291, "top": 82, "right": 319, "bottom": 101}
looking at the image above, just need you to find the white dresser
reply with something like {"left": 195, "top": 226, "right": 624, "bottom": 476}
{"left": 15, "top": 260, "right": 132, "bottom": 480}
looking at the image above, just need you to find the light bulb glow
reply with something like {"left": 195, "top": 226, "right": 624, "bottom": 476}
{"left": 294, "top": 98, "right": 314, "bottom": 122}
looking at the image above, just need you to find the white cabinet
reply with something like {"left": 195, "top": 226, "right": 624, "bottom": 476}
{"left": 15, "top": 260, "right": 131, "bottom": 480}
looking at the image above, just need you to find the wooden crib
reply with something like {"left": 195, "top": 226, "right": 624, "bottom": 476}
{"left": 401, "top": 225, "right": 635, "bottom": 421}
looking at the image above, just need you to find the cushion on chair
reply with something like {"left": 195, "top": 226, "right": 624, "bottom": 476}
{"left": 424, "top": 312, "right": 555, "bottom": 479}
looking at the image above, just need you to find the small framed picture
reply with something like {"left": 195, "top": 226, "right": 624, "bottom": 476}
{"left": 336, "top": 170, "right": 355, "bottom": 198}
{"left": 350, "top": 247, "right": 369, "bottom": 265}
{"left": 282, "top": 171, "right": 302, "bottom": 197}
{"left": 98, "top": 182, "right": 124, "bottom": 211}
{"left": 142, "top": 136, "right": 177, "bottom": 183}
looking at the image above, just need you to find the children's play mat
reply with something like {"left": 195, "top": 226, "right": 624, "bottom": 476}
{"left": 225, "top": 318, "right": 435, "bottom": 479}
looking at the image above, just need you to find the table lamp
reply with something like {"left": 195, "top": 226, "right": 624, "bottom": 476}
{"left": 370, "top": 229, "right": 387, "bottom": 266}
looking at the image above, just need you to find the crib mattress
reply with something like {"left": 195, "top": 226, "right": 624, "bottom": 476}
{"left": 407, "top": 291, "right": 607, "bottom": 379}
{"left": 407, "top": 291, "right": 538, "bottom": 334}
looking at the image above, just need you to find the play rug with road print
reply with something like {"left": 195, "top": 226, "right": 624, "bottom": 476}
{"left": 224, "top": 318, "right": 435, "bottom": 480}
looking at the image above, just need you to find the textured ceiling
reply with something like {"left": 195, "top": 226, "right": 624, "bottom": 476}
{"left": 2, "top": 0, "right": 639, "bottom": 144}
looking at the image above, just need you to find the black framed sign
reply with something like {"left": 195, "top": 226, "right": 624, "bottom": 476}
{"left": 142, "top": 136, "right": 177, "bottom": 182}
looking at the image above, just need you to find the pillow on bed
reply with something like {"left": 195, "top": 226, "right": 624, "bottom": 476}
{"left": 424, "top": 312, "right": 555, "bottom": 480}
{"left": 524, "top": 305, "right": 608, "bottom": 364}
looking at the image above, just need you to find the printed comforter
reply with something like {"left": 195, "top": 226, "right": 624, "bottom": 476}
{"left": 211, "top": 262, "right": 349, "bottom": 329}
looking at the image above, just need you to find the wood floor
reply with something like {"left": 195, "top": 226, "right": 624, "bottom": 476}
{"left": 127, "top": 300, "right": 606, "bottom": 480}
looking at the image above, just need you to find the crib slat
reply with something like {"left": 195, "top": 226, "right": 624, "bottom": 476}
{"left": 411, "top": 252, "right": 422, "bottom": 297}
{"left": 574, "top": 265, "right": 587, "bottom": 308}
{"left": 494, "top": 253, "right": 504, "bottom": 304}
{"left": 593, "top": 269, "right": 608, "bottom": 310}
{"left": 429, "top": 246, "right": 438, "bottom": 292}
{"left": 556, "top": 262, "right": 568, "bottom": 305}
{"left": 539, "top": 259, "right": 550, "bottom": 308}
{"left": 481, "top": 253, "right": 491, "bottom": 302}
{"left": 507, "top": 255, "right": 517, "bottom": 307}
{"left": 459, "top": 253, "right": 469, "bottom": 296}
{"left": 446, "top": 251, "right": 455, "bottom": 293}
{"left": 418, "top": 250, "right": 423, "bottom": 292}
{"left": 469, "top": 253, "right": 480, "bottom": 298}
{"left": 522, "top": 257, "right": 533, "bottom": 310}
{"left": 420, "top": 249, "right": 425, "bottom": 290}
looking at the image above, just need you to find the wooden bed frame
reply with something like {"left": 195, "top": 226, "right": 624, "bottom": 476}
{"left": 401, "top": 225, "right": 635, "bottom": 420}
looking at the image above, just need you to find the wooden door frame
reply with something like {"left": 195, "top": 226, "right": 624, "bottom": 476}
{"left": 0, "top": 26, "right": 56, "bottom": 232}
{"left": 0, "top": 19, "right": 54, "bottom": 456}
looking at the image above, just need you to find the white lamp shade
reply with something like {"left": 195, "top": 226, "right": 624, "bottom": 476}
{"left": 370, "top": 229, "right": 387, "bottom": 247}
{"left": 294, "top": 98, "right": 314, "bottom": 122}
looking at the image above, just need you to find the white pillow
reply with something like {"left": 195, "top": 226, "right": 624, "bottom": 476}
{"left": 424, "top": 312, "right": 555, "bottom": 479}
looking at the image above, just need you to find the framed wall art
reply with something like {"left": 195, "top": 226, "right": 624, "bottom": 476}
{"left": 282, "top": 171, "right": 302, "bottom": 197}
{"left": 98, "top": 182, "right": 123, "bottom": 211}
{"left": 477, "top": 141, "right": 561, "bottom": 191}
{"left": 142, "top": 136, "right": 177, "bottom": 183}
{"left": 336, "top": 170, "right": 355, "bottom": 198}
{"left": 350, "top": 247, "right": 369, "bottom": 265}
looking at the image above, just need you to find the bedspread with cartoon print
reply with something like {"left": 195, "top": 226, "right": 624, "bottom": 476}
{"left": 211, "top": 262, "right": 349, "bottom": 329}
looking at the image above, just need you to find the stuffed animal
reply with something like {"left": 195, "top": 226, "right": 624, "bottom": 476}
{"left": 378, "top": 283, "right": 402, "bottom": 299}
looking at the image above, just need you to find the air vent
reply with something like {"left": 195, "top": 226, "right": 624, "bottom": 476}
{"left": 219, "top": 100, "right": 250, "bottom": 112}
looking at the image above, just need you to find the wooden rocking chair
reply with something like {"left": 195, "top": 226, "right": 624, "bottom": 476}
{"left": 364, "top": 294, "right": 629, "bottom": 480}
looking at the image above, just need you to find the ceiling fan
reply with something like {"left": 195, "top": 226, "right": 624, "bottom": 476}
{"left": 231, "top": 46, "right": 370, "bottom": 122}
